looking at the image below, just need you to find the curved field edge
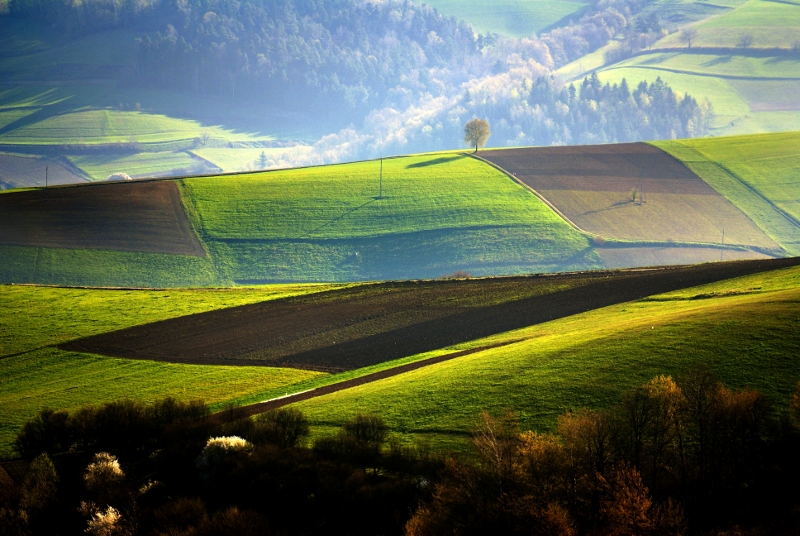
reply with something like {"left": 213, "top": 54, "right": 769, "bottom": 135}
{"left": 291, "top": 264, "right": 800, "bottom": 452}
{"left": 652, "top": 132, "right": 800, "bottom": 255}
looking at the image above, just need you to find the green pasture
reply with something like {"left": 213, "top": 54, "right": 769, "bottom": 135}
{"left": 0, "top": 110, "right": 260, "bottom": 146}
{"left": 69, "top": 151, "right": 209, "bottom": 181}
{"left": 0, "top": 245, "right": 223, "bottom": 287}
{"left": 655, "top": 132, "right": 800, "bottom": 253}
{"left": 617, "top": 52, "right": 800, "bottom": 80}
{"left": 420, "top": 0, "right": 587, "bottom": 37}
{"left": 0, "top": 282, "right": 349, "bottom": 457}
{"left": 656, "top": 0, "right": 800, "bottom": 49}
{"left": 294, "top": 265, "right": 800, "bottom": 451}
{"left": 182, "top": 153, "right": 598, "bottom": 281}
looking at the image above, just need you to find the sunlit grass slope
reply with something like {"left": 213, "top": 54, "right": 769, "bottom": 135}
{"left": 653, "top": 132, "right": 800, "bottom": 255}
{"left": 294, "top": 265, "right": 800, "bottom": 451}
{"left": 0, "top": 283, "right": 347, "bottom": 457}
{"left": 183, "top": 153, "right": 599, "bottom": 281}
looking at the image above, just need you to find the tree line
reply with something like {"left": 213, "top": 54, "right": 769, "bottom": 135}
{"left": 2, "top": 367, "right": 799, "bottom": 535}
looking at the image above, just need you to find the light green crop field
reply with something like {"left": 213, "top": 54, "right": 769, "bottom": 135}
{"left": 654, "top": 132, "right": 800, "bottom": 254}
{"left": 294, "top": 265, "right": 800, "bottom": 451}
{"left": 0, "top": 283, "right": 349, "bottom": 457}
{"left": 0, "top": 110, "right": 268, "bottom": 146}
{"left": 69, "top": 151, "right": 209, "bottom": 181}
{"left": 656, "top": 0, "right": 800, "bottom": 49}
{"left": 420, "top": 0, "right": 587, "bottom": 37}
{"left": 182, "top": 153, "right": 599, "bottom": 281}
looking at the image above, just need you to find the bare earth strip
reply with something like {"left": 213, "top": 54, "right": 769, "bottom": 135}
{"left": 61, "top": 258, "right": 800, "bottom": 372}
{"left": 479, "top": 144, "right": 778, "bottom": 250}
{"left": 0, "top": 181, "right": 205, "bottom": 256}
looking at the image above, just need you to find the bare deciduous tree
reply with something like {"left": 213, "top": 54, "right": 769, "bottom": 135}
{"left": 679, "top": 28, "right": 698, "bottom": 49}
{"left": 464, "top": 118, "right": 491, "bottom": 153}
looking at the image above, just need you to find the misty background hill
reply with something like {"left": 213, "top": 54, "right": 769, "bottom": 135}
{"left": 0, "top": 0, "right": 796, "bottom": 185}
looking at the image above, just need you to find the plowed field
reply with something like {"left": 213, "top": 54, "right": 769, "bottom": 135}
{"left": 479, "top": 143, "right": 777, "bottom": 250}
{"left": 61, "top": 258, "right": 800, "bottom": 372}
{"left": 0, "top": 181, "right": 205, "bottom": 256}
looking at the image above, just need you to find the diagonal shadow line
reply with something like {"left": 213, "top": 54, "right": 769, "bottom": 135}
{"left": 0, "top": 93, "right": 82, "bottom": 137}
{"left": 307, "top": 198, "right": 377, "bottom": 236}
{"left": 578, "top": 200, "right": 638, "bottom": 217}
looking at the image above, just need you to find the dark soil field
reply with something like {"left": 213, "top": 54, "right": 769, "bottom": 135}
{"left": 0, "top": 180, "right": 205, "bottom": 255}
{"left": 479, "top": 144, "right": 778, "bottom": 251}
{"left": 62, "top": 257, "right": 800, "bottom": 372}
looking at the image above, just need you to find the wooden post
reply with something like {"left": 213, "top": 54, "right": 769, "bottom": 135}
{"left": 379, "top": 158, "right": 383, "bottom": 199}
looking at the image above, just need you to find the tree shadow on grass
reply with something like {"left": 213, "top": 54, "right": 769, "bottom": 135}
{"left": 406, "top": 155, "right": 465, "bottom": 168}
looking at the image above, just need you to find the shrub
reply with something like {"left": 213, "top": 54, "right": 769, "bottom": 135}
{"left": 83, "top": 505, "right": 122, "bottom": 536}
{"left": 14, "top": 409, "right": 71, "bottom": 459}
{"left": 84, "top": 452, "right": 125, "bottom": 492}
{"left": 254, "top": 408, "right": 309, "bottom": 449}
{"left": 106, "top": 172, "right": 132, "bottom": 181}
{"left": 196, "top": 436, "right": 252, "bottom": 468}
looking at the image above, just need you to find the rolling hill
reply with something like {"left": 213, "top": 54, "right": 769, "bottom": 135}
{"left": 1, "top": 133, "right": 798, "bottom": 287}
{"left": 558, "top": 0, "right": 800, "bottom": 136}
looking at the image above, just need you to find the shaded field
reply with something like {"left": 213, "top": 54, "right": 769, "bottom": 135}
{"left": 479, "top": 143, "right": 778, "bottom": 250}
{"left": 294, "top": 264, "right": 800, "bottom": 451}
{"left": 0, "top": 180, "right": 205, "bottom": 255}
{"left": 62, "top": 258, "right": 800, "bottom": 372}
{"left": 69, "top": 151, "right": 216, "bottom": 181}
{"left": 0, "top": 152, "right": 86, "bottom": 189}
{"left": 597, "top": 246, "right": 769, "bottom": 268}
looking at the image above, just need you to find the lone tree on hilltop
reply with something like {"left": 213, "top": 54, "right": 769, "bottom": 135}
{"left": 464, "top": 118, "right": 491, "bottom": 153}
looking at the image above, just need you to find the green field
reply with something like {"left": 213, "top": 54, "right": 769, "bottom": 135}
{"left": 0, "top": 283, "right": 352, "bottom": 457}
{"left": 294, "top": 264, "right": 800, "bottom": 451}
{"left": 69, "top": 151, "right": 211, "bottom": 181}
{"left": 183, "top": 153, "right": 598, "bottom": 281}
{"left": 654, "top": 132, "right": 800, "bottom": 254}
{"left": 420, "top": 0, "right": 587, "bottom": 37}
{"left": 657, "top": 0, "right": 800, "bottom": 49}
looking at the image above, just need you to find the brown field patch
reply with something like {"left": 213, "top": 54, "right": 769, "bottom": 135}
{"left": 479, "top": 143, "right": 778, "bottom": 249}
{"left": 597, "top": 246, "right": 770, "bottom": 269}
{"left": 0, "top": 181, "right": 205, "bottom": 256}
{"left": 61, "top": 258, "right": 800, "bottom": 372}
{"left": 0, "top": 153, "right": 86, "bottom": 189}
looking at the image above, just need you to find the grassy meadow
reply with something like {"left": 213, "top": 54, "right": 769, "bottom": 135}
{"left": 294, "top": 264, "right": 800, "bottom": 451}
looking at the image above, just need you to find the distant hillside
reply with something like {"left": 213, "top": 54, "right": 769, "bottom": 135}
{"left": 558, "top": 0, "right": 800, "bottom": 136}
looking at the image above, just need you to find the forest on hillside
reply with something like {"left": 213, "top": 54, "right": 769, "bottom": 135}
{"left": 6, "top": 0, "right": 711, "bottom": 163}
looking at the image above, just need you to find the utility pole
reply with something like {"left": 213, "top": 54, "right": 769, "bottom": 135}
{"left": 379, "top": 158, "right": 383, "bottom": 199}
{"left": 45, "top": 165, "right": 48, "bottom": 189}
{"left": 720, "top": 227, "right": 725, "bottom": 262}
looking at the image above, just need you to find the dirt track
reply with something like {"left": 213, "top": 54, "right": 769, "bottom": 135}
{"left": 479, "top": 143, "right": 778, "bottom": 250}
{"left": 61, "top": 258, "right": 800, "bottom": 372}
{"left": 0, "top": 181, "right": 205, "bottom": 256}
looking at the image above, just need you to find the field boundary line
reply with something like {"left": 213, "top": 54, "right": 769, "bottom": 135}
{"left": 466, "top": 152, "right": 589, "bottom": 236}
{"left": 212, "top": 340, "right": 524, "bottom": 420}
{"left": 603, "top": 64, "right": 800, "bottom": 82}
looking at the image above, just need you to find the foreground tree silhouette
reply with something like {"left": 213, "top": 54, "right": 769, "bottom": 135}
{"left": 464, "top": 118, "right": 491, "bottom": 153}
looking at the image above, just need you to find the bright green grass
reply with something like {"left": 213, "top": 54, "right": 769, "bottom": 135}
{"left": 0, "top": 108, "right": 39, "bottom": 130}
{"left": 0, "top": 282, "right": 348, "bottom": 457}
{"left": 657, "top": 0, "right": 800, "bottom": 49}
{"left": 420, "top": 0, "right": 587, "bottom": 37}
{"left": 69, "top": 151, "right": 206, "bottom": 181}
{"left": 190, "top": 147, "right": 312, "bottom": 172}
{"left": 655, "top": 132, "right": 800, "bottom": 254}
{"left": 0, "top": 348, "right": 323, "bottom": 458}
{"left": 183, "top": 153, "right": 597, "bottom": 281}
{"left": 294, "top": 265, "right": 800, "bottom": 451}
{"left": 0, "top": 110, "right": 271, "bottom": 146}
{"left": 0, "top": 244, "right": 223, "bottom": 288}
